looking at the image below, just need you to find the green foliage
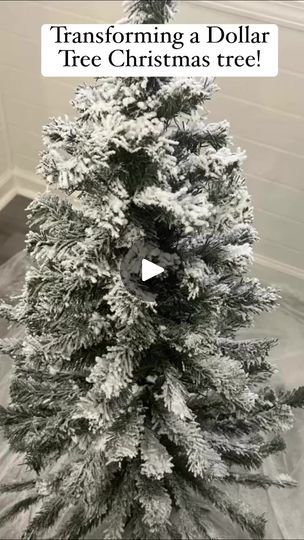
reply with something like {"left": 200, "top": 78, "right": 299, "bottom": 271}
{"left": 136, "top": 475, "right": 172, "bottom": 531}
{"left": 22, "top": 496, "right": 65, "bottom": 540}
{"left": 0, "top": 1, "right": 299, "bottom": 538}
{"left": 280, "top": 386, "right": 304, "bottom": 408}
{"left": 122, "top": 0, "right": 177, "bottom": 24}
{"left": 0, "top": 496, "right": 41, "bottom": 529}
{"left": 227, "top": 472, "right": 297, "bottom": 490}
{"left": 51, "top": 504, "right": 92, "bottom": 540}
{"left": 202, "top": 483, "right": 266, "bottom": 539}
{"left": 0, "top": 480, "right": 36, "bottom": 494}
{"left": 140, "top": 428, "right": 173, "bottom": 479}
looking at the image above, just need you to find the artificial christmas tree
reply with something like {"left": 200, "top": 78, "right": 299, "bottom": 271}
{"left": 0, "top": 1, "right": 303, "bottom": 539}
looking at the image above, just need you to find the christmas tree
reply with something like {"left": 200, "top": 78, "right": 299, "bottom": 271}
{"left": 0, "top": 1, "right": 303, "bottom": 539}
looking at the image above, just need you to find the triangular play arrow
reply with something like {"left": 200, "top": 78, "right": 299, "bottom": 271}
{"left": 141, "top": 259, "right": 164, "bottom": 282}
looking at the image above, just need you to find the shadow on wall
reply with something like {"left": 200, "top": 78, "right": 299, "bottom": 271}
{"left": 0, "top": 195, "right": 30, "bottom": 265}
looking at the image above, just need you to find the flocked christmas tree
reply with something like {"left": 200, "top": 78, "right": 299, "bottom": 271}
{"left": 0, "top": 1, "right": 303, "bottom": 539}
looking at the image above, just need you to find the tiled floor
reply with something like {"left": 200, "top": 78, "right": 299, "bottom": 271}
{"left": 0, "top": 196, "right": 30, "bottom": 265}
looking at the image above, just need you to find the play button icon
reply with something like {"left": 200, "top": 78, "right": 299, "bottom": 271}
{"left": 120, "top": 238, "right": 181, "bottom": 302}
{"left": 142, "top": 259, "right": 164, "bottom": 282}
